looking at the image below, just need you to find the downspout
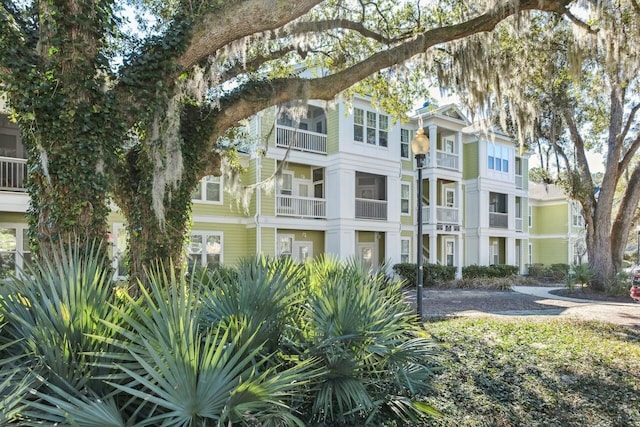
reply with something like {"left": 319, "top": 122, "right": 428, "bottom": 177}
{"left": 255, "top": 113, "right": 262, "bottom": 255}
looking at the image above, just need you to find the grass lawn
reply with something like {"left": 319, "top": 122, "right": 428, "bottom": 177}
{"left": 421, "top": 318, "right": 640, "bottom": 427}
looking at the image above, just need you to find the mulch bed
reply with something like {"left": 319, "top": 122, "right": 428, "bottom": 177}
{"left": 550, "top": 286, "right": 636, "bottom": 303}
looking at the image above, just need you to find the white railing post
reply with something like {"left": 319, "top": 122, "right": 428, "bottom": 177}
{"left": 0, "top": 156, "right": 27, "bottom": 192}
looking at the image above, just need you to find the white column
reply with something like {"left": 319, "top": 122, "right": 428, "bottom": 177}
{"left": 508, "top": 194, "right": 516, "bottom": 230}
{"left": 428, "top": 125, "right": 438, "bottom": 167}
{"left": 387, "top": 174, "right": 400, "bottom": 223}
{"left": 429, "top": 233, "right": 438, "bottom": 264}
{"left": 385, "top": 230, "right": 401, "bottom": 270}
{"left": 326, "top": 228, "right": 356, "bottom": 259}
{"left": 479, "top": 235, "right": 490, "bottom": 265}
{"left": 429, "top": 177, "right": 437, "bottom": 225}
{"left": 456, "top": 131, "right": 463, "bottom": 172}
{"left": 456, "top": 181, "right": 463, "bottom": 226}
{"left": 456, "top": 234, "right": 463, "bottom": 278}
{"left": 506, "top": 237, "right": 516, "bottom": 266}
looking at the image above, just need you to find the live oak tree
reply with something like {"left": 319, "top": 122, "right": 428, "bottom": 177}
{"left": 437, "top": 2, "right": 640, "bottom": 289}
{"left": 0, "top": 0, "right": 572, "bottom": 283}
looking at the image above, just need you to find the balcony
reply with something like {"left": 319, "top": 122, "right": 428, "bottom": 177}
{"left": 355, "top": 198, "right": 387, "bottom": 220}
{"left": 0, "top": 157, "right": 27, "bottom": 192}
{"left": 276, "top": 126, "right": 327, "bottom": 154}
{"left": 437, "top": 207, "right": 459, "bottom": 224}
{"left": 276, "top": 195, "right": 326, "bottom": 218}
{"left": 420, "top": 205, "right": 461, "bottom": 231}
{"left": 435, "top": 150, "right": 459, "bottom": 170}
{"left": 489, "top": 212, "right": 508, "bottom": 228}
{"left": 515, "top": 174, "right": 523, "bottom": 189}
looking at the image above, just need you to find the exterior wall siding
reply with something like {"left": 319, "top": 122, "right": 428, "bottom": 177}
{"left": 531, "top": 238, "right": 569, "bottom": 265}
{"left": 463, "top": 142, "right": 479, "bottom": 179}
{"left": 531, "top": 204, "right": 567, "bottom": 235}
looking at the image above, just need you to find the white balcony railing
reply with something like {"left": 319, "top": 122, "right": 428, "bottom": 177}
{"left": 355, "top": 198, "right": 387, "bottom": 220}
{"left": 276, "top": 126, "right": 327, "bottom": 154}
{"left": 421, "top": 205, "right": 430, "bottom": 225}
{"left": 437, "top": 207, "right": 459, "bottom": 224}
{"left": 276, "top": 195, "right": 326, "bottom": 218}
{"left": 515, "top": 217, "right": 523, "bottom": 232}
{"left": 436, "top": 150, "right": 459, "bottom": 170}
{"left": 0, "top": 157, "right": 27, "bottom": 192}
{"left": 489, "top": 212, "right": 508, "bottom": 228}
{"left": 515, "top": 174, "right": 523, "bottom": 189}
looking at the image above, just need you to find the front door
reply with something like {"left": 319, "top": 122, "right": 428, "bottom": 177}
{"left": 292, "top": 241, "right": 313, "bottom": 263}
{"left": 357, "top": 243, "right": 377, "bottom": 270}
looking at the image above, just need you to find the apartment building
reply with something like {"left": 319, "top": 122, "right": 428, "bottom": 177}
{"left": 0, "top": 99, "right": 584, "bottom": 279}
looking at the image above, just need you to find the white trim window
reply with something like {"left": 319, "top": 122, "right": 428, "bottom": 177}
{"left": 528, "top": 243, "right": 533, "bottom": 265}
{"left": 187, "top": 232, "right": 223, "bottom": 269}
{"left": 487, "top": 144, "right": 509, "bottom": 173}
{"left": 0, "top": 224, "right": 29, "bottom": 279}
{"left": 400, "top": 238, "right": 410, "bottom": 263}
{"left": 528, "top": 205, "right": 533, "bottom": 228}
{"left": 193, "top": 176, "right": 222, "bottom": 203}
{"left": 572, "top": 202, "right": 585, "bottom": 227}
{"left": 400, "top": 128, "right": 410, "bottom": 158}
{"left": 278, "top": 234, "right": 294, "bottom": 258}
{"left": 354, "top": 107, "right": 389, "bottom": 147}
{"left": 401, "top": 183, "right": 411, "bottom": 215}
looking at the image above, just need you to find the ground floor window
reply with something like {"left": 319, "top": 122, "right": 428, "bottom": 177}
{"left": 400, "top": 238, "right": 410, "bottom": 263}
{"left": 187, "top": 232, "right": 223, "bottom": 270}
{"left": 0, "top": 225, "right": 29, "bottom": 279}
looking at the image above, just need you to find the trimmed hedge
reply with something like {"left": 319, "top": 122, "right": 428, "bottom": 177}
{"left": 393, "top": 263, "right": 456, "bottom": 287}
{"left": 527, "top": 263, "right": 570, "bottom": 281}
{"left": 462, "top": 264, "right": 519, "bottom": 279}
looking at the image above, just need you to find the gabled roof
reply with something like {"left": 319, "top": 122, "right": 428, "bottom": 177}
{"left": 528, "top": 181, "right": 569, "bottom": 201}
{"left": 414, "top": 103, "right": 470, "bottom": 125}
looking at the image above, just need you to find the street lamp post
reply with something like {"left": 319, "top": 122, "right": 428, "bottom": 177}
{"left": 411, "top": 126, "right": 430, "bottom": 322}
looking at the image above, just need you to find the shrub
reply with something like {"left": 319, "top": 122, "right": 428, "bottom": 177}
{"left": 462, "top": 264, "right": 519, "bottom": 279}
{"left": 550, "top": 263, "right": 570, "bottom": 281}
{"left": 393, "top": 262, "right": 456, "bottom": 287}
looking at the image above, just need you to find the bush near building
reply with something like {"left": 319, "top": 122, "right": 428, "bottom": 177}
{"left": 393, "top": 263, "right": 457, "bottom": 287}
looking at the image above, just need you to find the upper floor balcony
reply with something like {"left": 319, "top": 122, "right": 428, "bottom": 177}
{"left": 489, "top": 212, "right": 508, "bottom": 228}
{"left": 421, "top": 204, "right": 461, "bottom": 231}
{"left": 355, "top": 171, "right": 387, "bottom": 220}
{"left": 276, "top": 195, "right": 326, "bottom": 219}
{"left": 434, "top": 150, "right": 459, "bottom": 171}
{"left": 0, "top": 156, "right": 27, "bottom": 192}
{"left": 276, "top": 126, "right": 327, "bottom": 154}
{"left": 276, "top": 104, "right": 327, "bottom": 154}
{"left": 515, "top": 174, "right": 523, "bottom": 189}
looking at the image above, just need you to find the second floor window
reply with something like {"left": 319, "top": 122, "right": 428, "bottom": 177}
{"left": 572, "top": 203, "right": 585, "bottom": 227}
{"left": 401, "top": 183, "right": 410, "bottom": 214}
{"left": 354, "top": 108, "right": 389, "bottom": 147}
{"left": 193, "top": 176, "right": 222, "bottom": 203}
{"left": 488, "top": 144, "right": 509, "bottom": 173}
{"left": 400, "top": 129, "right": 410, "bottom": 158}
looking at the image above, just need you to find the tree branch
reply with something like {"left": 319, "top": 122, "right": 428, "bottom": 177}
{"left": 617, "top": 102, "right": 640, "bottom": 172}
{"left": 565, "top": 10, "right": 599, "bottom": 34}
{"left": 210, "top": 0, "right": 572, "bottom": 141}
{"left": 287, "top": 19, "right": 406, "bottom": 45}
{"left": 178, "top": 0, "right": 323, "bottom": 69}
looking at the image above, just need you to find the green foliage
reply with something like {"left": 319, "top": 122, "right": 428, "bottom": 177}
{"left": 393, "top": 263, "right": 456, "bottom": 287}
{"left": 0, "top": 247, "right": 437, "bottom": 425}
{"left": 462, "top": 264, "right": 519, "bottom": 279}
{"left": 425, "top": 318, "right": 640, "bottom": 426}
{"left": 527, "top": 263, "right": 570, "bottom": 281}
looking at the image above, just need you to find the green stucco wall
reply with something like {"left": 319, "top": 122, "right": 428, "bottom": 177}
{"left": 531, "top": 238, "right": 569, "bottom": 265}
{"left": 463, "top": 142, "right": 479, "bottom": 179}
{"left": 261, "top": 227, "right": 276, "bottom": 256}
{"left": 326, "top": 106, "right": 339, "bottom": 154}
{"left": 531, "top": 204, "right": 568, "bottom": 235}
{"left": 277, "top": 229, "right": 325, "bottom": 258}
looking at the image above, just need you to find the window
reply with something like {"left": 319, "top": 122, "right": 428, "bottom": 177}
{"left": 354, "top": 107, "right": 389, "bottom": 147}
{"left": 400, "top": 239, "right": 410, "bottom": 263}
{"left": 378, "top": 115, "right": 388, "bottom": 147}
{"left": 487, "top": 144, "right": 510, "bottom": 173}
{"left": 313, "top": 168, "right": 324, "bottom": 198}
{"left": 354, "top": 108, "right": 364, "bottom": 142}
{"left": 445, "top": 188, "right": 455, "bottom": 208}
{"left": 0, "top": 227, "right": 17, "bottom": 279}
{"left": 0, "top": 225, "right": 30, "bottom": 279}
{"left": 489, "top": 192, "right": 507, "bottom": 213}
{"left": 528, "top": 205, "right": 533, "bottom": 228}
{"left": 193, "top": 176, "right": 222, "bottom": 203}
{"left": 572, "top": 202, "right": 584, "bottom": 227}
{"left": 278, "top": 235, "right": 293, "bottom": 258}
{"left": 187, "top": 232, "right": 222, "bottom": 269}
{"left": 401, "top": 183, "right": 410, "bottom": 214}
{"left": 400, "top": 129, "right": 410, "bottom": 158}
{"left": 446, "top": 240, "right": 455, "bottom": 267}
{"left": 528, "top": 243, "right": 533, "bottom": 265}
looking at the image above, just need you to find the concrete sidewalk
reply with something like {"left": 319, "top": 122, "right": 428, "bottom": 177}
{"left": 513, "top": 286, "right": 639, "bottom": 306}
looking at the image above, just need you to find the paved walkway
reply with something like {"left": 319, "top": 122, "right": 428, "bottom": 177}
{"left": 415, "top": 286, "right": 640, "bottom": 328}
{"left": 511, "top": 286, "right": 640, "bottom": 327}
